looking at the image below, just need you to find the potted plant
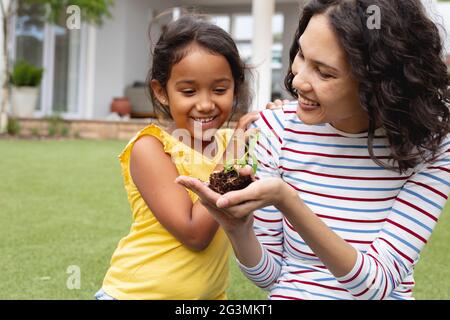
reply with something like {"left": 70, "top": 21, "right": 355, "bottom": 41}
{"left": 10, "top": 60, "right": 44, "bottom": 118}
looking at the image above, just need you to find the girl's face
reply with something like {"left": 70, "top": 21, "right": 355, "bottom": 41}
{"left": 153, "top": 43, "right": 234, "bottom": 143}
{"left": 292, "top": 14, "right": 369, "bottom": 133}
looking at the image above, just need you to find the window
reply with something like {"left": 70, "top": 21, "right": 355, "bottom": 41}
{"left": 216, "top": 13, "right": 285, "bottom": 100}
{"left": 210, "top": 15, "right": 230, "bottom": 33}
{"left": 14, "top": 1, "right": 45, "bottom": 110}
{"left": 14, "top": 1, "right": 83, "bottom": 116}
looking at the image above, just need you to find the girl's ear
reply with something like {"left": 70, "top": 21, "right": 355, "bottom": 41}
{"left": 150, "top": 80, "right": 168, "bottom": 105}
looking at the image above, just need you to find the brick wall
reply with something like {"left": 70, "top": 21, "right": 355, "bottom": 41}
{"left": 16, "top": 118, "right": 157, "bottom": 140}
{"left": 14, "top": 118, "right": 238, "bottom": 140}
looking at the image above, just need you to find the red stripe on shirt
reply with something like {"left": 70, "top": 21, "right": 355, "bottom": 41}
{"left": 339, "top": 254, "right": 365, "bottom": 284}
{"left": 270, "top": 294, "right": 303, "bottom": 300}
{"left": 290, "top": 269, "right": 317, "bottom": 275}
{"left": 279, "top": 279, "right": 348, "bottom": 292}
{"left": 408, "top": 180, "right": 448, "bottom": 200}
{"left": 282, "top": 147, "right": 391, "bottom": 160}
{"left": 257, "top": 140, "right": 273, "bottom": 157}
{"left": 267, "top": 249, "right": 283, "bottom": 258}
{"left": 378, "top": 237, "right": 414, "bottom": 264}
{"left": 258, "top": 159, "right": 278, "bottom": 171}
{"left": 279, "top": 166, "right": 412, "bottom": 181}
{"left": 317, "top": 213, "right": 386, "bottom": 224}
{"left": 285, "top": 127, "right": 342, "bottom": 137}
{"left": 396, "top": 197, "right": 438, "bottom": 222}
{"left": 386, "top": 219, "right": 427, "bottom": 243}
{"left": 260, "top": 112, "right": 282, "bottom": 144}
{"left": 288, "top": 182, "right": 396, "bottom": 202}
{"left": 354, "top": 265, "right": 378, "bottom": 297}
{"left": 427, "top": 166, "right": 450, "bottom": 174}
{"left": 254, "top": 215, "right": 283, "bottom": 223}
{"left": 286, "top": 238, "right": 317, "bottom": 257}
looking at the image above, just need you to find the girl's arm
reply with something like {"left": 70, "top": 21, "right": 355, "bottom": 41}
{"left": 130, "top": 135, "right": 219, "bottom": 251}
{"left": 130, "top": 113, "right": 260, "bottom": 252}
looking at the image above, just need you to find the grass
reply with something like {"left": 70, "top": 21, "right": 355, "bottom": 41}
{"left": 0, "top": 138, "right": 447, "bottom": 300}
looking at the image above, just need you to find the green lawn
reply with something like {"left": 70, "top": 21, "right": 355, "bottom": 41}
{"left": 0, "top": 138, "right": 448, "bottom": 300}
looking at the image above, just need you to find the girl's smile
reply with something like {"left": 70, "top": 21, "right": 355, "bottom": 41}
{"left": 152, "top": 42, "right": 235, "bottom": 147}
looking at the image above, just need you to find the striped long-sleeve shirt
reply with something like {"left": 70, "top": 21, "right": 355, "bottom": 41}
{"left": 239, "top": 102, "right": 450, "bottom": 300}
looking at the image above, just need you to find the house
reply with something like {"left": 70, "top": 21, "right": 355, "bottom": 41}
{"left": 1, "top": 0, "right": 302, "bottom": 121}
{"left": 2, "top": 0, "right": 450, "bottom": 123}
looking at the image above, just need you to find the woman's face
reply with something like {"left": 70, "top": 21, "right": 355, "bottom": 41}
{"left": 292, "top": 14, "right": 369, "bottom": 133}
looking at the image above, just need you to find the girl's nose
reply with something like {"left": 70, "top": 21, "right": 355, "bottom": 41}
{"left": 196, "top": 96, "right": 215, "bottom": 112}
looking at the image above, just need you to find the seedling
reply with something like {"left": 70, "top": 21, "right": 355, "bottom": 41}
{"left": 208, "top": 132, "right": 259, "bottom": 194}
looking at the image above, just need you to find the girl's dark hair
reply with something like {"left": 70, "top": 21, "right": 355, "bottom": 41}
{"left": 147, "top": 13, "right": 250, "bottom": 121}
{"left": 285, "top": 0, "right": 450, "bottom": 173}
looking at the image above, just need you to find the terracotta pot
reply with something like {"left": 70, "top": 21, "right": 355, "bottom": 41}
{"left": 111, "top": 97, "right": 132, "bottom": 116}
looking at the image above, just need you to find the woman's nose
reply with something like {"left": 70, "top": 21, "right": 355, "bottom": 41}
{"left": 291, "top": 57, "right": 312, "bottom": 93}
{"left": 292, "top": 69, "right": 313, "bottom": 93}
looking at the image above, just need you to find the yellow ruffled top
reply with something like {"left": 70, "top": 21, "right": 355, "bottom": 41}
{"left": 101, "top": 124, "right": 232, "bottom": 300}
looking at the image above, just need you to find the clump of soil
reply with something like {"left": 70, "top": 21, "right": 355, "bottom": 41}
{"left": 208, "top": 169, "right": 253, "bottom": 195}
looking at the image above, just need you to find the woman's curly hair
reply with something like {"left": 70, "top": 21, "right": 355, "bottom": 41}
{"left": 285, "top": 0, "right": 450, "bottom": 173}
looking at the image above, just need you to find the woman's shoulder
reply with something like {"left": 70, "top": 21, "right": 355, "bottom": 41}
{"left": 253, "top": 101, "right": 298, "bottom": 133}
{"left": 411, "top": 133, "right": 450, "bottom": 173}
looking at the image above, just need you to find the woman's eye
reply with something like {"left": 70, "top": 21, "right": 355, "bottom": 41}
{"left": 317, "top": 69, "right": 333, "bottom": 79}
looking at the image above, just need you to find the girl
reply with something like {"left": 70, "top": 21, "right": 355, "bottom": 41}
{"left": 177, "top": 0, "right": 450, "bottom": 300}
{"left": 96, "top": 14, "right": 256, "bottom": 300}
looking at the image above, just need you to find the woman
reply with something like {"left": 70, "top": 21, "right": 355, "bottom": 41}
{"left": 176, "top": 0, "right": 450, "bottom": 300}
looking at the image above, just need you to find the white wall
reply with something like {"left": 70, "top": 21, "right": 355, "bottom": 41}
{"left": 92, "top": 0, "right": 179, "bottom": 119}
{"left": 422, "top": 0, "right": 450, "bottom": 55}
{"left": 434, "top": 2, "right": 450, "bottom": 55}
{"left": 0, "top": 9, "right": 5, "bottom": 111}
{"left": 0, "top": 0, "right": 12, "bottom": 112}
{"left": 92, "top": 0, "right": 127, "bottom": 119}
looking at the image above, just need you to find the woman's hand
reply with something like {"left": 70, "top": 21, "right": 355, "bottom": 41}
{"left": 175, "top": 174, "right": 254, "bottom": 234}
{"left": 175, "top": 166, "right": 290, "bottom": 232}
{"left": 265, "top": 99, "right": 290, "bottom": 110}
{"left": 235, "top": 111, "right": 260, "bottom": 131}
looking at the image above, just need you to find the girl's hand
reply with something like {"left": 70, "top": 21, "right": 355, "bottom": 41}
{"left": 175, "top": 166, "right": 289, "bottom": 232}
{"left": 175, "top": 174, "right": 254, "bottom": 234}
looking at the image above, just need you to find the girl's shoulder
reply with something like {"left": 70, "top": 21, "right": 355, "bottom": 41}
{"left": 118, "top": 123, "right": 173, "bottom": 163}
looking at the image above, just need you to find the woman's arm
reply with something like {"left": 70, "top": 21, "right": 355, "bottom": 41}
{"left": 214, "top": 177, "right": 358, "bottom": 276}
{"left": 213, "top": 136, "right": 450, "bottom": 299}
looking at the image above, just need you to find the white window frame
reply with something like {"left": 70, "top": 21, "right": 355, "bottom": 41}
{"left": 10, "top": 6, "right": 87, "bottom": 119}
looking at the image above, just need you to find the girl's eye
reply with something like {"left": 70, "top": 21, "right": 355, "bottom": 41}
{"left": 181, "top": 89, "right": 195, "bottom": 95}
{"left": 214, "top": 88, "right": 228, "bottom": 94}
